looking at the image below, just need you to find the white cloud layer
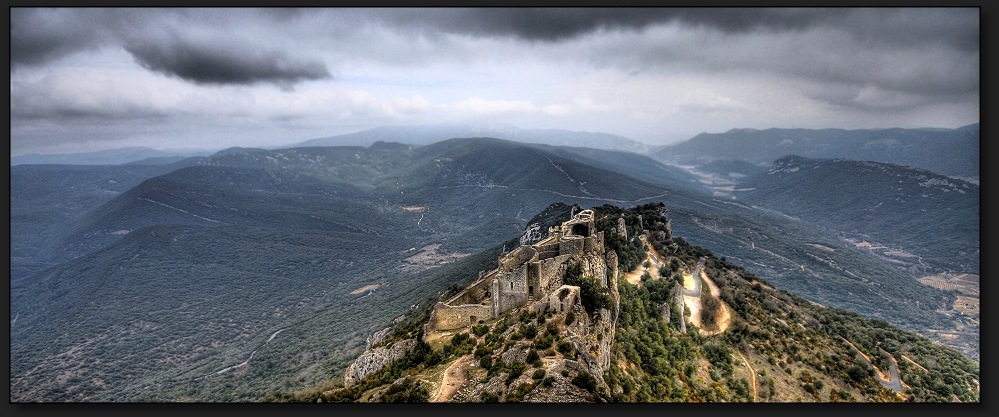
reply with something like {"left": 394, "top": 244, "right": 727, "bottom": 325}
{"left": 9, "top": 8, "right": 980, "bottom": 155}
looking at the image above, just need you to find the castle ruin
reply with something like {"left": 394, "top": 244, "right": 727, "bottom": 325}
{"left": 425, "top": 209, "right": 613, "bottom": 333}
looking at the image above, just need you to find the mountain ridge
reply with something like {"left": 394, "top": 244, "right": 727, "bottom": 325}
{"left": 654, "top": 124, "right": 979, "bottom": 179}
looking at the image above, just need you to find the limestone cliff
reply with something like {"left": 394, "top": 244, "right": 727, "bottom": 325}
{"left": 342, "top": 338, "right": 416, "bottom": 388}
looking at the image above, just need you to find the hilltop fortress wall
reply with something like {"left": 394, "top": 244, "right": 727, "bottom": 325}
{"left": 426, "top": 209, "right": 609, "bottom": 333}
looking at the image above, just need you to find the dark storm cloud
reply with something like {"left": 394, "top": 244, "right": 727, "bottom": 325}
{"left": 9, "top": 8, "right": 109, "bottom": 68}
{"left": 124, "top": 35, "right": 331, "bottom": 87}
{"left": 371, "top": 7, "right": 976, "bottom": 51}
{"left": 10, "top": 8, "right": 331, "bottom": 87}
{"left": 452, "top": 8, "right": 839, "bottom": 40}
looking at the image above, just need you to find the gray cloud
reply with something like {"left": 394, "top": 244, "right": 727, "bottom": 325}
{"left": 11, "top": 8, "right": 332, "bottom": 87}
{"left": 10, "top": 8, "right": 108, "bottom": 68}
{"left": 9, "top": 8, "right": 980, "bottom": 155}
{"left": 367, "top": 8, "right": 837, "bottom": 41}
{"left": 364, "top": 7, "right": 976, "bottom": 51}
{"left": 124, "top": 34, "right": 331, "bottom": 87}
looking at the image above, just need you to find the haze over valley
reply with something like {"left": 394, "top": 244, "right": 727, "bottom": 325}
{"left": 9, "top": 8, "right": 979, "bottom": 403}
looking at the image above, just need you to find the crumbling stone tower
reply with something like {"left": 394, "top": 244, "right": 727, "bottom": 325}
{"left": 425, "top": 209, "right": 606, "bottom": 333}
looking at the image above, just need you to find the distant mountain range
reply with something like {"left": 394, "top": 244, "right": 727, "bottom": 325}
{"left": 10, "top": 134, "right": 976, "bottom": 401}
{"left": 736, "top": 155, "right": 979, "bottom": 275}
{"left": 654, "top": 124, "right": 979, "bottom": 179}
{"left": 11, "top": 147, "right": 214, "bottom": 166}
{"left": 288, "top": 123, "right": 652, "bottom": 153}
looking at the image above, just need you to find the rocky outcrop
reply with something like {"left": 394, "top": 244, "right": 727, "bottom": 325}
{"left": 559, "top": 250, "right": 619, "bottom": 397}
{"left": 342, "top": 338, "right": 416, "bottom": 387}
{"left": 366, "top": 327, "right": 391, "bottom": 350}
{"left": 521, "top": 360, "right": 592, "bottom": 402}
{"left": 671, "top": 284, "right": 686, "bottom": 334}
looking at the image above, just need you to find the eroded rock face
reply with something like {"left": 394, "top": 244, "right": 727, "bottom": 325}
{"left": 501, "top": 342, "right": 532, "bottom": 364}
{"left": 523, "top": 360, "right": 594, "bottom": 402}
{"left": 565, "top": 304, "right": 615, "bottom": 395}
{"left": 366, "top": 327, "right": 391, "bottom": 350}
{"left": 559, "top": 250, "right": 619, "bottom": 398}
{"left": 343, "top": 339, "right": 416, "bottom": 388}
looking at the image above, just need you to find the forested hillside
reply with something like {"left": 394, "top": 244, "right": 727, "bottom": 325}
{"left": 10, "top": 138, "right": 973, "bottom": 402}
{"left": 737, "top": 155, "right": 979, "bottom": 275}
{"left": 265, "top": 204, "right": 978, "bottom": 403}
{"left": 655, "top": 124, "right": 979, "bottom": 179}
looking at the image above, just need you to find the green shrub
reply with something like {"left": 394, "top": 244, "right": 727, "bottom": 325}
{"left": 526, "top": 349, "right": 541, "bottom": 365}
{"left": 472, "top": 324, "right": 489, "bottom": 337}
{"left": 563, "top": 263, "right": 613, "bottom": 315}
{"left": 572, "top": 373, "right": 598, "bottom": 393}
{"left": 375, "top": 377, "right": 429, "bottom": 403}
{"left": 533, "top": 333, "right": 554, "bottom": 350}
{"left": 546, "top": 322, "right": 559, "bottom": 336}
{"left": 522, "top": 324, "right": 538, "bottom": 339}
{"left": 506, "top": 362, "right": 527, "bottom": 384}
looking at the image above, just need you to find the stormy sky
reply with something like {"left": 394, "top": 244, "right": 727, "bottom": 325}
{"left": 10, "top": 8, "right": 980, "bottom": 156}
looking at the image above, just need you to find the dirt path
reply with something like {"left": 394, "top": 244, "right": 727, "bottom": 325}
{"left": 681, "top": 259, "right": 705, "bottom": 296}
{"left": 432, "top": 354, "right": 473, "bottom": 402}
{"left": 901, "top": 354, "right": 929, "bottom": 373}
{"left": 624, "top": 236, "right": 671, "bottom": 285}
{"left": 840, "top": 337, "right": 903, "bottom": 393}
{"left": 735, "top": 350, "right": 758, "bottom": 402}
{"left": 686, "top": 266, "right": 732, "bottom": 336}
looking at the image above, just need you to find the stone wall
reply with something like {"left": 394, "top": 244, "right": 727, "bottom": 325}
{"left": 444, "top": 275, "right": 494, "bottom": 306}
{"left": 559, "top": 236, "right": 584, "bottom": 257}
{"left": 545, "top": 285, "right": 580, "bottom": 314}
{"left": 535, "top": 242, "right": 560, "bottom": 260}
{"left": 493, "top": 265, "right": 529, "bottom": 316}
{"left": 499, "top": 246, "right": 537, "bottom": 273}
{"left": 428, "top": 302, "right": 493, "bottom": 331}
{"left": 538, "top": 254, "right": 573, "bottom": 294}
{"left": 583, "top": 231, "right": 605, "bottom": 254}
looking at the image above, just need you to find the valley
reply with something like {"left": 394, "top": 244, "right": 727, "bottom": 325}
{"left": 266, "top": 205, "right": 977, "bottom": 403}
{"left": 9, "top": 133, "right": 978, "bottom": 402}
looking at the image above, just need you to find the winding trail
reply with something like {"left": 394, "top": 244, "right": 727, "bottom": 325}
{"left": 433, "top": 354, "right": 473, "bottom": 402}
{"left": 735, "top": 350, "right": 758, "bottom": 402}
{"left": 901, "top": 354, "right": 929, "bottom": 373}
{"left": 138, "top": 197, "right": 224, "bottom": 224}
{"left": 682, "top": 258, "right": 706, "bottom": 297}
{"left": 840, "top": 337, "right": 904, "bottom": 393}
{"left": 434, "top": 184, "right": 669, "bottom": 205}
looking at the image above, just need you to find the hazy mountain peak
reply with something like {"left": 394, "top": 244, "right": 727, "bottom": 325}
{"left": 288, "top": 123, "right": 650, "bottom": 153}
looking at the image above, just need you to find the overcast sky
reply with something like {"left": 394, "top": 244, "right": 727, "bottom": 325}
{"left": 10, "top": 8, "right": 980, "bottom": 156}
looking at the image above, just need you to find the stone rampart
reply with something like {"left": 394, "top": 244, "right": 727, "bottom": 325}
{"left": 429, "top": 303, "right": 493, "bottom": 331}
{"left": 535, "top": 242, "right": 560, "bottom": 260}
{"left": 538, "top": 254, "right": 573, "bottom": 294}
{"left": 493, "top": 265, "right": 529, "bottom": 315}
{"left": 546, "top": 285, "right": 580, "bottom": 314}
{"left": 583, "top": 231, "right": 605, "bottom": 254}
{"left": 499, "top": 246, "right": 537, "bottom": 273}
{"left": 444, "top": 275, "right": 493, "bottom": 306}
{"left": 559, "top": 236, "right": 584, "bottom": 257}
